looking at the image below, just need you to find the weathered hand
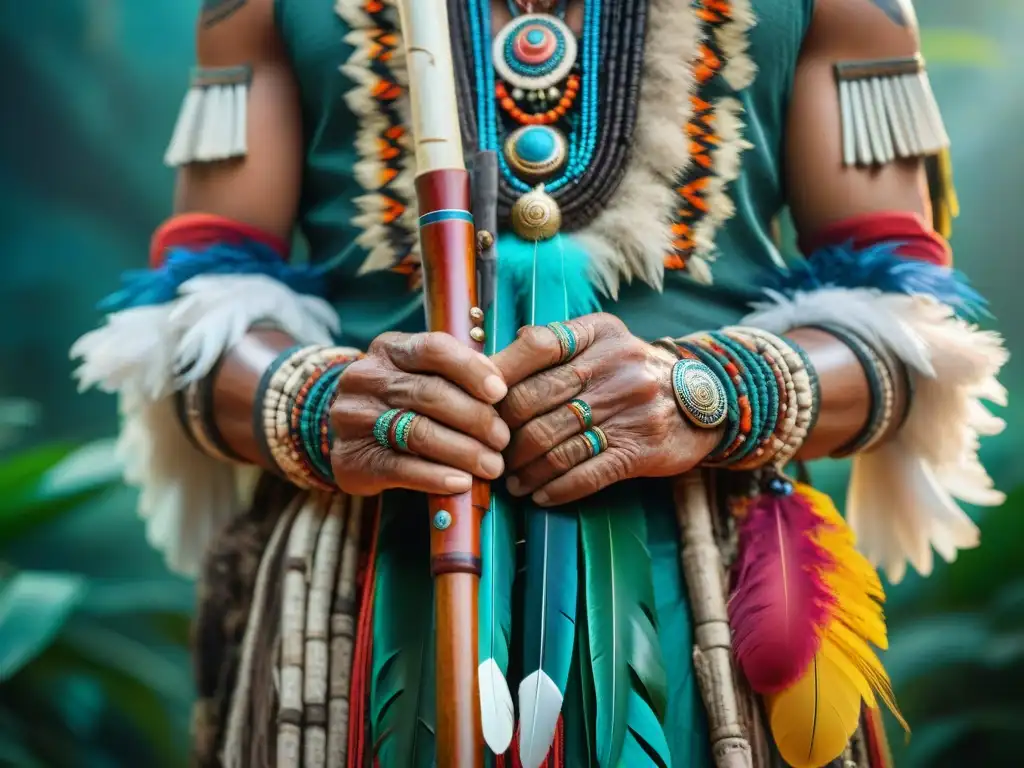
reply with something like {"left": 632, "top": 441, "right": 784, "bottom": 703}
{"left": 492, "top": 313, "right": 723, "bottom": 506}
{"left": 331, "top": 331, "right": 510, "bottom": 497}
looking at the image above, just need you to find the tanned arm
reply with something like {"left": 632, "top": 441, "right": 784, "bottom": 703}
{"left": 176, "top": 0, "right": 304, "bottom": 466}
{"left": 784, "top": 0, "right": 926, "bottom": 459}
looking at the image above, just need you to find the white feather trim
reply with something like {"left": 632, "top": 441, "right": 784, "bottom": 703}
{"left": 479, "top": 658, "right": 515, "bottom": 755}
{"left": 574, "top": 0, "right": 701, "bottom": 297}
{"left": 70, "top": 275, "right": 341, "bottom": 576}
{"left": 517, "top": 670, "right": 564, "bottom": 768}
{"left": 743, "top": 288, "right": 1008, "bottom": 583}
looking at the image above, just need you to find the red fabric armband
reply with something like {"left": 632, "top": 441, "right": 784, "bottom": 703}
{"left": 149, "top": 213, "right": 291, "bottom": 268}
{"left": 798, "top": 211, "right": 951, "bottom": 268}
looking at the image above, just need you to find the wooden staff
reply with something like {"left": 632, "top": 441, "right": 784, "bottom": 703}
{"left": 395, "top": 2, "right": 486, "bottom": 765}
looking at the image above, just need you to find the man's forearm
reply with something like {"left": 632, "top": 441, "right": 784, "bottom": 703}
{"left": 209, "top": 328, "right": 297, "bottom": 468}
{"left": 786, "top": 327, "right": 906, "bottom": 461}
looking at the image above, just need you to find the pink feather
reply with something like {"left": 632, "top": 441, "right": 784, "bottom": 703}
{"left": 729, "top": 489, "right": 836, "bottom": 693}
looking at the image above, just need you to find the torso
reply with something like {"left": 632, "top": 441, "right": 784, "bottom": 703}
{"left": 275, "top": 0, "right": 815, "bottom": 349}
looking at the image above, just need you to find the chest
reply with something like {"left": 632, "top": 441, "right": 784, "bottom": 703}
{"left": 278, "top": 0, "right": 811, "bottom": 96}
{"left": 277, "top": 0, "right": 812, "bottom": 286}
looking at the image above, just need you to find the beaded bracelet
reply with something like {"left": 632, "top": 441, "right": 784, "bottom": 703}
{"left": 263, "top": 346, "right": 329, "bottom": 484}
{"left": 289, "top": 359, "right": 347, "bottom": 486}
{"left": 261, "top": 345, "right": 360, "bottom": 490}
{"left": 741, "top": 327, "right": 814, "bottom": 468}
{"left": 710, "top": 331, "right": 777, "bottom": 463}
{"left": 784, "top": 336, "right": 821, "bottom": 437}
{"left": 673, "top": 339, "right": 744, "bottom": 460}
{"left": 292, "top": 358, "right": 356, "bottom": 485}
{"left": 728, "top": 329, "right": 797, "bottom": 467}
{"left": 254, "top": 345, "right": 304, "bottom": 472}
{"left": 663, "top": 326, "right": 821, "bottom": 472}
{"left": 173, "top": 355, "right": 246, "bottom": 464}
{"left": 806, "top": 324, "right": 894, "bottom": 458}
{"left": 721, "top": 329, "right": 788, "bottom": 468}
{"left": 692, "top": 333, "right": 761, "bottom": 465}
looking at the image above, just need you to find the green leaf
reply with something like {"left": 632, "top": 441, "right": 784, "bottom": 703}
{"left": 0, "top": 571, "right": 84, "bottom": 681}
{"left": 901, "top": 710, "right": 1024, "bottom": 766}
{"left": 80, "top": 578, "right": 195, "bottom": 617}
{"left": 0, "top": 441, "right": 122, "bottom": 543}
{"left": 0, "top": 443, "right": 75, "bottom": 500}
{"left": 885, "top": 614, "right": 989, "bottom": 688}
{"left": 59, "top": 619, "right": 194, "bottom": 705}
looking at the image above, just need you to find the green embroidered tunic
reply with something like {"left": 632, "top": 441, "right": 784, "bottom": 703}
{"left": 273, "top": 0, "right": 815, "bottom": 764}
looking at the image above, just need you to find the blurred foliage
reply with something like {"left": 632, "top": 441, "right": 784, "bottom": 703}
{"left": 0, "top": 406, "right": 194, "bottom": 767}
{"left": 884, "top": 486, "right": 1024, "bottom": 766}
{"left": 1, "top": 0, "right": 1022, "bottom": 766}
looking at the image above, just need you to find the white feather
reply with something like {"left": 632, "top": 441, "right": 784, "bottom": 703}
{"left": 478, "top": 658, "right": 515, "bottom": 755}
{"left": 70, "top": 274, "right": 342, "bottom": 576}
{"left": 744, "top": 287, "right": 1007, "bottom": 583}
{"left": 517, "top": 670, "right": 563, "bottom": 768}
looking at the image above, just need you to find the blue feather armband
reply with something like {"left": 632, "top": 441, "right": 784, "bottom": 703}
{"left": 99, "top": 239, "right": 330, "bottom": 312}
{"left": 766, "top": 242, "right": 988, "bottom": 320}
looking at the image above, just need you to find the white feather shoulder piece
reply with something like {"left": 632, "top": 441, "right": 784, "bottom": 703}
{"left": 744, "top": 287, "right": 1008, "bottom": 583}
{"left": 70, "top": 274, "right": 341, "bottom": 576}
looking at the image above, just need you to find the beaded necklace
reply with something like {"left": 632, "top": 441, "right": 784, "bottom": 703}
{"left": 452, "top": 0, "right": 649, "bottom": 237}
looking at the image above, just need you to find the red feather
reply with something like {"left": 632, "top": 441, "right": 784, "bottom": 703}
{"left": 729, "top": 487, "right": 836, "bottom": 693}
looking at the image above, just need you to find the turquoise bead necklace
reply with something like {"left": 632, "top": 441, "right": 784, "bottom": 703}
{"left": 468, "top": 0, "right": 602, "bottom": 195}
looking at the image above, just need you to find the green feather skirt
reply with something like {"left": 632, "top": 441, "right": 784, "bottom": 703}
{"left": 370, "top": 482, "right": 713, "bottom": 768}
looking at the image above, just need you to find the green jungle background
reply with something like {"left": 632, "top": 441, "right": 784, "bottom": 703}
{"left": 0, "top": 1, "right": 1021, "bottom": 766}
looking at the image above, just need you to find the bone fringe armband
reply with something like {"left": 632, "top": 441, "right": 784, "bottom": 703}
{"left": 164, "top": 65, "right": 252, "bottom": 167}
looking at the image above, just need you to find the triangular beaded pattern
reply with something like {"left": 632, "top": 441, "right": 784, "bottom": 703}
{"left": 664, "top": 0, "right": 758, "bottom": 284}
{"left": 336, "top": 0, "right": 422, "bottom": 287}
{"left": 336, "top": 0, "right": 704, "bottom": 298}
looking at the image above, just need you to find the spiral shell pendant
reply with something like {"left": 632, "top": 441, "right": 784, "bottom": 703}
{"left": 511, "top": 185, "right": 562, "bottom": 241}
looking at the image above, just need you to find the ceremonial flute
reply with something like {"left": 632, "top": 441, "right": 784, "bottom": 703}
{"left": 395, "top": 1, "right": 487, "bottom": 765}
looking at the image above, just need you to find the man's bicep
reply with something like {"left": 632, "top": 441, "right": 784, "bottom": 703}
{"left": 784, "top": 0, "right": 941, "bottom": 239}
{"left": 169, "top": 0, "right": 303, "bottom": 239}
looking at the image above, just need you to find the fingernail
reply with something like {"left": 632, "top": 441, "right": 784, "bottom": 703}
{"left": 484, "top": 375, "right": 507, "bottom": 402}
{"left": 490, "top": 419, "right": 510, "bottom": 448}
{"left": 533, "top": 491, "right": 550, "bottom": 505}
{"left": 445, "top": 474, "right": 472, "bottom": 492}
{"left": 480, "top": 453, "right": 504, "bottom": 478}
{"left": 506, "top": 476, "right": 523, "bottom": 496}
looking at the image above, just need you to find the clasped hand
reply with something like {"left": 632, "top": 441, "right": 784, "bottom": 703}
{"left": 330, "top": 314, "right": 720, "bottom": 502}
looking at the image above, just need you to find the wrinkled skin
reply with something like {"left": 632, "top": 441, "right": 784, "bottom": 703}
{"left": 493, "top": 313, "right": 722, "bottom": 506}
{"left": 330, "top": 331, "right": 510, "bottom": 497}
{"left": 330, "top": 315, "right": 720, "bottom": 504}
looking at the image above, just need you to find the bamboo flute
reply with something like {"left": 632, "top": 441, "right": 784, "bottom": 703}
{"left": 394, "top": 2, "right": 487, "bottom": 765}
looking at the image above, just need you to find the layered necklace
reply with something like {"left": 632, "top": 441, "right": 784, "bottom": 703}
{"left": 451, "top": 0, "right": 649, "bottom": 239}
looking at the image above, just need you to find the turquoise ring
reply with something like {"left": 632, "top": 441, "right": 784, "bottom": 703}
{"left": 671, "top": 359, "right": 727, "bottom": 429}
{"left": 547, "top": 321, "right": 578, "bottom": 363}
{"left": 582, "top": 426, "right": 609, "bottom": 458}
{"left": 567, "top": 398, "right": 593, "bottom": 430}
{"left": 372, "top": 408, "right": 418, "bottom": 451}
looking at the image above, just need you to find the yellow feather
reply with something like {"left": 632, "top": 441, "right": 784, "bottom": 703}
{"left": 763, "top": 483, "right": 909, "bottom": 767}
{"left": 765, "top": 638, "right": 863, "bottom": 768}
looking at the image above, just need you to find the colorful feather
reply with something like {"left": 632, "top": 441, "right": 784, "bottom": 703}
{"left": 99, "top": 239, "right": 330, "bottom": 312}
{"left": 370, "top": 495, "right": 436, "bottom": 768}
{"left": 765, "top": 241, "right": 986, "bottom": 319}
{"left": 519, "top": 504, "right": 579, "bottom": 768}
{"left": 496, "top": 233, "right": 602, "bottom": 323}
{"left": 479, "top": 251, "right": 520, "bottom": 756}
{"left": 728, "top": 478, "right": 834, "bottom": 692}
{"left": 580, "top": 496, "right": 670, "bottom": 768}
{"left": 500, "top": 232, "right": 596, "bottom": 768}
{"left": 729, "top": 478, "right": 908, "bottom": 768}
